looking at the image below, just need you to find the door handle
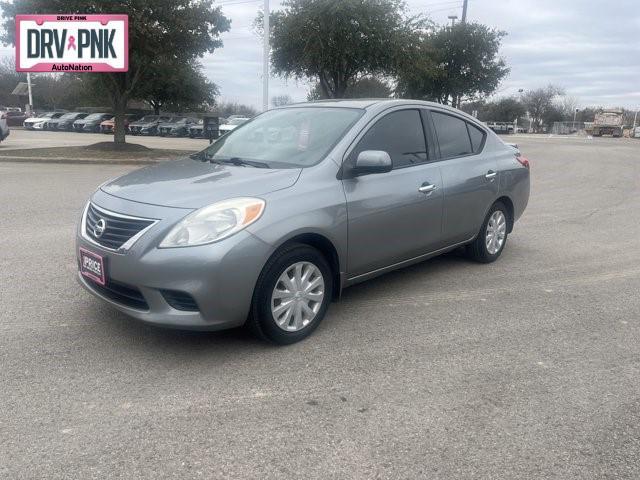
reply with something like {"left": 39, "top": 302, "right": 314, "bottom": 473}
{"left": 485, "top": 170, "right": 498, "bottom": 180}
{"left": 418, "top": 183, "right": 437, "bottom": 194}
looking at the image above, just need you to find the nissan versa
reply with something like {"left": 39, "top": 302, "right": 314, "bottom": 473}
{"left": 77, "top": 100, "right": 530, "bottom": 344}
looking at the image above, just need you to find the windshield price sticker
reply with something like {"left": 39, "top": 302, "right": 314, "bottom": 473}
{"left": 16, "top": 14, "right": 128, "bottom": 72}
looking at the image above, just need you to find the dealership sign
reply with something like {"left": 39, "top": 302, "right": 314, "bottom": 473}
{"left": 16, "top": 14, "right": 128, "bottom": 72}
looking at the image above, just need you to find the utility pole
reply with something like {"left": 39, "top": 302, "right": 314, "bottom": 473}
{"left": 462, "top": 0, "right": 468, "bottom": 23}
{"left": 262, "top": 0, "right": 270, "bottom": 112}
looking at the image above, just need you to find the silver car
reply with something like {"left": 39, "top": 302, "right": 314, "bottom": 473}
{"left": 77, "top": 100, "right": 530, "bottom": 344}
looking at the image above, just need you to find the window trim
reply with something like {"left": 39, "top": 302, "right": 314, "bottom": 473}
{"left": 428, "top": 108, "right": 487, "bottom": 161}
{"left": 341, "top": 106, "right": 431, "bottom": 175}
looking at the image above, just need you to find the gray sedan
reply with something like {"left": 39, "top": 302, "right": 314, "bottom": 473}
{"left": 76, "top": 100, "right": 530, "bottom": 344}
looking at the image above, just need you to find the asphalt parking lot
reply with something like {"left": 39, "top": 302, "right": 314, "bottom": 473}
{"left": 1, "top": 136, "right": 639, "bottom": 479}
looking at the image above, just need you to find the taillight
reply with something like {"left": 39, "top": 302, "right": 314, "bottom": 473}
{"left": 516, "top": 154, "right": 530, "bottom": 169}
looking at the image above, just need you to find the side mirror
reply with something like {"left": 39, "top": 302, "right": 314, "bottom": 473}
{"left": 350, "top": 150, "right": 393, "bottom": 176}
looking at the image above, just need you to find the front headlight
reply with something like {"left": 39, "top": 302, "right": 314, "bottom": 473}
{"left": 159, "top": 197, "right": 265, "bottom": 248}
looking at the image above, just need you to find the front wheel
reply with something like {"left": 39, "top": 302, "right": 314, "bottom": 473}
{"left": 467, "top": 202, "right": 509, "bottom": 263}
{"left": 247, "top": 244, "right": 333, "bottom": 345}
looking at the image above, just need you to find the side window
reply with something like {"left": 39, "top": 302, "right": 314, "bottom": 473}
{"left": 467, "top": 123, "right": 486, "bottom": 154}
{"left": 431, "top": 111, "right": 473, "bottom": 158}
{"left": 351, "top": 110, "right": 427, "bottom": 168}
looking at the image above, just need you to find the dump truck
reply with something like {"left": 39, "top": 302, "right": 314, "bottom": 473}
{"left": 591, "top": 109, "right": 624, "bottom": 137}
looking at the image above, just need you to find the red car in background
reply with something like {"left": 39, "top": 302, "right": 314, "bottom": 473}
{"left": 100, "top": 114, "right": 141, "bottom": 134}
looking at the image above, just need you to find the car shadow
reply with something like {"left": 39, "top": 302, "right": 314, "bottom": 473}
{"left": 88, "top": 247, "right": 503, "bottom": 357}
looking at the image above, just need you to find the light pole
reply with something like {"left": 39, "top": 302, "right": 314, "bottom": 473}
{"left": 448, "top": 15, "right": 458, "bottom": 27}
{"left": 633, "top": 109, "right": 639, "bottom": 128}
{"left": 262, "top": 0, "right": 270, "bottom": 112}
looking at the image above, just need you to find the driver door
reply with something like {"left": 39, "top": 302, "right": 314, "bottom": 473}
{"left": 342, "top": 108, "right": 443, "bottom": 277}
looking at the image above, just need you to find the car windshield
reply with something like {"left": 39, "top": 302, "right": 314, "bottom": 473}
{"left": 59, "top": 112, "right": 81, "bottom": 120}
{"left": 85, "top": 113, "right": 106, "bottom": 120}
{"left": 200, "top": 107, "right": 363, "bottom": 169}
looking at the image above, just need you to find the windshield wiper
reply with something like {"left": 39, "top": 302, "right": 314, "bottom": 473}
{"left": 213, "top": 157, "right": 270, "bottom": 168}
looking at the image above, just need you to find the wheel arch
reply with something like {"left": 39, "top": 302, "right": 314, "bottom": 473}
{"left": 275, "top": 233, "right": 342, "bottom": 301}
{"left": 495, "top": 195, "right": 515, "bottom": 233}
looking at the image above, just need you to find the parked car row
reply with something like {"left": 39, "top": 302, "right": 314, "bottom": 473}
{"left": 22, "top": 111, "right": 251, "bottom": 138}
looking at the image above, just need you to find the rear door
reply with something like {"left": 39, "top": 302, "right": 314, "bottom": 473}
{"left": 343, "top": 108, "right": 443, "bottom": 277}
{"left": 428, "top": 110, "right": 498, "bottom": 244}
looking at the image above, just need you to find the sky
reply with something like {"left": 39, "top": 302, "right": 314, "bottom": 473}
{"left": 2, "top": 0, "right": 639, "bottom": 109}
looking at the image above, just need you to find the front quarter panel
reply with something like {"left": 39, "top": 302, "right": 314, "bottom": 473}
{"left": 247, "top": 159, "right": 348, "bottom": 277}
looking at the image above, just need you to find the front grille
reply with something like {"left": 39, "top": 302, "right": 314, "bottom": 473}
{"left": 161, "top": 290, "right": 199, "bottom": 311}
{"left": 86, "top": 277, "right": 149, "bottom": 310}
{"left": 85, "top": 203, "right": 155, "bottom": 251}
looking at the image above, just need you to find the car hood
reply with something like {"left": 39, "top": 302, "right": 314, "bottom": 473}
{"left": 130, "top": 121, "right": 158, "bottom": 127}
{"left": 101, "top": 157, "right": 302, "bottom": 209}
{"left": 25, "top": 117, "right": 49, "bottom": 123}
{"left": 159, "top": 122, "right": 183, "bottom": 128}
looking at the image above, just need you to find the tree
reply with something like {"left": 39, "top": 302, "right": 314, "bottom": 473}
{"left": 272, "top": 94, "right": 294, "bottom": 107}
{"left": 0, "top": 58, "right": 25, "bottom": 107}
{"left": 307, "top": 76, "right": 393, "bottom": 100}
{"left": 214, "top": 102, "right": 258, "bottom": 119}
{"left": 486, "top": 97, "right": 526, "bottom": 122}
{"left": 266, "top": 0, "right": 416, "bottom": 99}
{"left": 137, "top": 60, "right": 218, "bottom": 115}
{"left": 0, "top": 1, "right": 230, "bottom": 144}
{"left": 397, "top": 22, "right": 509, "bottom": 107}
{"left": 521, "top": 85, "right": 564, "bottom": 132}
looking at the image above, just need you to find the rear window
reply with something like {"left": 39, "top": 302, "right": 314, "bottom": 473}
{"left": 431, "top": 111, "right": 473, "bottom": 158}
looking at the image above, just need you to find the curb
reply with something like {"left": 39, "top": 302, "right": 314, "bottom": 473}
{"left": 0, "top": 156, "right": 161, "bottom": 165}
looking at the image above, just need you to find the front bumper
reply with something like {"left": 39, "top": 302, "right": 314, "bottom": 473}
{"left": 75, "top": 191, "right": 274, "bottom": 330}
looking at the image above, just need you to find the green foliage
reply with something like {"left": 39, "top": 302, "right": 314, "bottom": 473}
{"left": 485, "top": 97, "right": 526, "bottom": 122}
{"left": 214, "top": 102, "right": 258, "bottom": 119}
{"left": 307, "top": 76, "right": 393, "bottom": 100}
{"left": 397, "top": 22, "right": 509, "bottom": 107}
{"left": 137, "top": 60, "right": 219, "bottom": 115}
{"left": 0, "top": 58, "right": 25, "bottom": 107}
{"left": 0, "top": 0, "right": 230, "bottom": 142}
{"left": 268, "top": 0, "right": 417, "bottom": 98}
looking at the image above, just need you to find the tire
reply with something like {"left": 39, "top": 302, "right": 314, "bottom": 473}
{"left": 467, "top": 201, "right": 509, "bottom": 263}
{"left": 247, "top": 243, "right": 333, "bottom": 345}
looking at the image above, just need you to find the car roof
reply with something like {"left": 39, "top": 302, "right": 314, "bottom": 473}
{"left": 284, "top": 98, "right": 468, "bottom": 113}
{"left": 280, "top": 99, "right": 484, "bottom": 126}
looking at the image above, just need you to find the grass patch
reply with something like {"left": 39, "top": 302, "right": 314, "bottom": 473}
{"left": 0, "top": 145, "right": 193, "bottom": 160}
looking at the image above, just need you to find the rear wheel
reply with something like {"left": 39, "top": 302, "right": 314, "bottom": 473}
{"left": 467, "top": 202, "right": 509, "bottom": 263}
{"left": 247, "top": 244, "right": 333, "bottom": 345}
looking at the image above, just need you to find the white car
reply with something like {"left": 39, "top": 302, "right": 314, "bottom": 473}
{"left": 23, "top": 111, "right": 64, "bottom": 130}
{"left": 218, "top": 117, "right": 250, "bottom": 136}
{"left": 0, "top": 110, "right": 10, "bottom": 142}
{"left": 631, "top": 126, "right": 640, "bottom": 139}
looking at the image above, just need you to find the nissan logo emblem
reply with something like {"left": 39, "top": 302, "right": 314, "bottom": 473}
{"left": 93, "top": 218, "right": 107, "bottom": 238}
